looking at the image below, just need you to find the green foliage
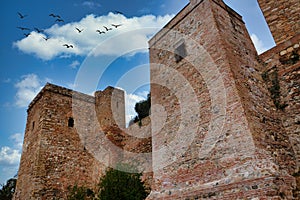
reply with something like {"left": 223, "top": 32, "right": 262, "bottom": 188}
{"left": 98, "top": 165, "right": 149, "bottom": 200}
{"left": 262, "top": 69, "right": 287, "bottom": 110}
{"left": 0, "top": 178, "right": 17, "bottom": 200}
{"left": 134, "top": 93, "right": 151, "bottom": 123}
{"left": 67, "top": 184, "right": 94, "bottom": 200}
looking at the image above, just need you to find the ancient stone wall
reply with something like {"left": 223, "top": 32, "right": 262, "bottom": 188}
{"left": 14, "top": 84, "right": 126, "bottom": 199}
{"left": 257, "top": 0, "right": 300, "bottom": 45}
{"left": 123, "top": 117, "right": 152, "bottom": 191}
{"left": 14, "top": 90, "right": 45, "bottom": 199}
{"left": 95, "top": 86, "right": 126, "bottom": 129}
{"left": 148, "top": 0, "right": 296, "bottom": 199}
{"left": 14, "top": 82, "right": 154, "bottom": 199}
{"left": 259, "top": 34, "right": 300, "bottom": 198}
{"left": 14, "top": 0, "right": 300, "bottom": 199}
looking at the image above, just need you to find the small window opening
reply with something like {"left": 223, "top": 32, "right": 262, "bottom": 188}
{"left": 175, "top": 42, "right": 187, "bottom": 63}
{"left": 68, "top": 117, "right": 74, "bottom": 127}
{"left": 32, "top": 121, "right": 35, "bottom": 131}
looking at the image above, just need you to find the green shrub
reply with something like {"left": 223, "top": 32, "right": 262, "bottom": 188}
{"left": 67, "top": 184, "right": 94, "bottom": 200}
{"left": 98, "top": 164, "right": 149, "bottom": 200}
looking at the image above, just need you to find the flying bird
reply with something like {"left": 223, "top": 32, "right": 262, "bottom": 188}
{"left": 24, "top": 33, "right": 31, "bottom": 37}
{"left": 75, "top": 28, "right": 83, "bottom": 33}
{"left": 17, "top": 26, "right": 30, "bottom": 31}
{"left": 43, "top": 36, "right": 49, "bottom": 41}
{"left": 34, "top": 28, "right": 44, "bottom": 33}
{"left": 96, "top": 30, "right": 105, "bottom": 34}
{"left": 111, "top": 24, "right": 122, "bottom": 28}
{"left": 55, "top": 18, "right": 64, "bottom": 23}
{"left": 113, "top": 11, "right": 123, "bottom": 15}
{"left": 49, "top": 13, "right": 61, "bottom": 18}
{"left": 63, "top": 44, "right": 73, "bottom": 48}
{"left": 17, "top": 12, "right": 28, "bottom": 19}
{"left": 103, "top": 26, "right": 112, "bottom": 31}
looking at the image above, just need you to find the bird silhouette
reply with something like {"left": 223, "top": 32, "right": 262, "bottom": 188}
{"left": 96, "top": 30, "right": 105, "bottom": 34}
{"left": 43, "top": 36, "right": 49, "bottom": 41}
{"left": 49, "top": 13, "right": 61, "bottom": 18}
{"left": 113, "top": 11, "right": 123, "bottom": 15}
{"left": 63, "top": 44, "right": 73, "bottom": 48}
{"left": 17, "top": 12, "right": 28, "bottom": 19}
{"left": 24, "top": 33, "right": 31, "bottom": 37}
{"left": 55, "top": 18, "right": 64, "bottom": 23}
{"left": 34, "top": 28, "right": 44, "bottom": 33}
{"left": 17, "top": 27, "right": 30, "bottom": 31}
{"left": 75, "top": 28, "right": 83, "bottom": 33}
{"left": 103, "top": 26, "right": 112, "bottom": 31}
{"left": 111, "top": 24, "right": 122, "bottom": 28}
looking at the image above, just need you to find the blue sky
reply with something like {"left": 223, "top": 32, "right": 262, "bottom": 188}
{"left": 0, "top": 0, "right": 275, "bottom": 184}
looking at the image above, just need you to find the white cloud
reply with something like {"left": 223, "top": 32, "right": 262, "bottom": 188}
{"left": 70, "top": 60, "right": 81, "bottom": 69}
{"left": 0, "top": 133, "right": 23, "bottom": 183}
{"left": 13, "top": 13, "right": 173, "bottom": 60}
{"left": 15, "top": 74, "right": 44, "bottom": 107}
{"left": 0, "top": 133, "right": 23, "bottom": 166}
{"left": 82, "top": 1, "right": 101, "bottom": 9}
{"left": 250, "top": 33, "right": 267, "bottom": 54}
{"left": 9, "top": 133, "right": 23, "bottom": 149}
{"left": 0, "top": 147, "right": 20, "bottom": 165}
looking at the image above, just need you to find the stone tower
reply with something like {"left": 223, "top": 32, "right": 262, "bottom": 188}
{"left": 14, "top": 0, "right": 300, "bottom": 199}
{"left": 257, "top": 0, "right": 300, "bottom": 45}
{"left": 148, "top": 0, "right": 297, "bottom": 199}
{"left": 14, "top": 83, "right": 125, "bottom": 199}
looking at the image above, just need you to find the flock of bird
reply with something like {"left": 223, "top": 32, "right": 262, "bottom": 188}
{"left": 16, "top": 11, "right": 123, "bottom": 49}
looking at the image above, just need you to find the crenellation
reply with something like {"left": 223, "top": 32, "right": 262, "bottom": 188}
{"left": 14, "top": 0, "right": 299, "bottom": 199}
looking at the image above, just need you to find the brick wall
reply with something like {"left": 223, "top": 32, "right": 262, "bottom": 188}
{"left": 14, "top": 83, "right": 154, "bottom": 199}
{"left": 259, "top": 34, "right": 300, "bottom": 198}
{"left": 14, "top": 0, "right": 300, "bottom": 199}
{"left": 14, "top": 84, "right": 126, "bottom": 199}
{"left": 147, "top": 0, "right": 296, "bottom": 199}
{"left": 257, "top": 0, "right": 300, "bottom": 45}
{"left": 13, "top": 90, "right": 45, "bottom": 199}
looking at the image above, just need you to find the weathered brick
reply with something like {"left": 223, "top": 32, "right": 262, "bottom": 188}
{"left": 14, "top": 0, "right": 299, "bottom": 199}
{"left": 258, "top": 0, "right": 300, "bottom": 45}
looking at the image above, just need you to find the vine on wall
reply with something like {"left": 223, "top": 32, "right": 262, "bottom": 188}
{"left": 262, "top": 67, "right": 287, "bottom": 110}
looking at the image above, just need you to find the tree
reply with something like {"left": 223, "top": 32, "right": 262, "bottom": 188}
{"left": 0, "top": 178, "right": 17, "bottom": 200}
{"left": 134, "top": 93, "right": 151, "bottom": 123}
{"left": 67, "top": 184, "right": 94, "bottom": 200}
{"left": 98, "top": 165, "right": 149, "bottom": 200}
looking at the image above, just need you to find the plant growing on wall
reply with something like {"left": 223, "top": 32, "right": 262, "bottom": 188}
{"left": 262, "top": 68, "right": 287, "bottom": 110}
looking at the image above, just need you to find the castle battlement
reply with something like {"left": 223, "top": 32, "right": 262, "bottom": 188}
{"left": 14, "top": 0, "right": 299, "bottom": 199}
{"left": 28, "top": 83, "right": 96, "bottom": 111}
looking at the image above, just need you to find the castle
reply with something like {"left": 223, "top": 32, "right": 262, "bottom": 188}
{"left": 14, "top": 0, "right": 299, "bottom": 199}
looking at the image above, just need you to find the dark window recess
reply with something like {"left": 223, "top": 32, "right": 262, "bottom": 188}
{"left": 32, "top": 121, "right": 35, "bottom": 131}
{"left": 175, "top": 43, "right": 187, "bottom": 63}
{"left": 68, "top": 117, "right": 74, "bottom": 127}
